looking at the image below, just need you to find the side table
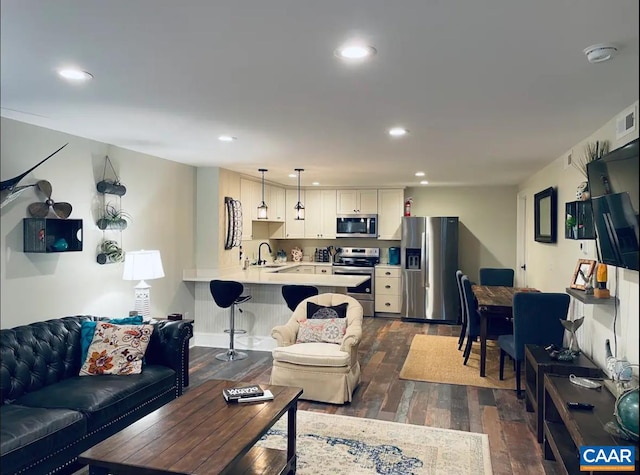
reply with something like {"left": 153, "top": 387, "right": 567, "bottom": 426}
{"left": 524, "top": 344, "right": 602, "bottom": 443}
{"left": 151, "top": 318, "right": 194, "bottom": 388}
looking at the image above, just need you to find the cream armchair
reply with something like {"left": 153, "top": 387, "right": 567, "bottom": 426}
{"left": 270, "top": 293, "right": 363, "bottom": 404}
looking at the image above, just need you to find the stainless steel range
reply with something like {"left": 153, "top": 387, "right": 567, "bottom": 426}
{"left": 332, "top": 247, "right": 379, "bottom": 317}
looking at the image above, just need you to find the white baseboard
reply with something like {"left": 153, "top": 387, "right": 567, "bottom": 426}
{"left": 193, "top": 332, "right": 276, "bottom": 352}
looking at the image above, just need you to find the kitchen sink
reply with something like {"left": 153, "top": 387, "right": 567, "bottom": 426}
{"left": 262, "top": 264, "right": 285, "bottom": 269}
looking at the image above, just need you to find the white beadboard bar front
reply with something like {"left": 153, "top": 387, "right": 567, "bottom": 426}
{"left": 184, "top": 265, "right": 368, "bottom": 351}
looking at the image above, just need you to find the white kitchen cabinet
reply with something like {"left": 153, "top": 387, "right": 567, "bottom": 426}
{"left": 336, "top": 189, "right": 377, "bottom": 214}
{"left": 267, "top": 184, "right": 286, "bottom": 222}
{"left": 284, "top": 188, "right": 305, "bottom": 238}
{"left": 240, "top": 178, "right": 259, "bottom": 240}
{"left": 375, "top": 266, "right": 402, "bottom": 313}
{"left": 278, "top": 264, "right": 316, "bottom": 274}
{"left": 315, "top": 265, "right": 333, "bottom": 275}
{"left": 304, "top": 189, "right": 337, "bottom": 238}
{"left": 377, "top": 189, "right": 404, "bottom": 240}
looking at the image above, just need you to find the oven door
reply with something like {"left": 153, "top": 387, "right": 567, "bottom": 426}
{"left": 332, "top": 266, "right": 374, "bottom": 299}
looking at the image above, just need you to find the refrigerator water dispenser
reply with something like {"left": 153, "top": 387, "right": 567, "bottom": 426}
{"left": 405, "top": 248, "right": 421, "bottom": 269}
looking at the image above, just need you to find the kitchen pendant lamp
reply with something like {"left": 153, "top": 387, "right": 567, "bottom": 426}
{"left": 257, "top": 168, "right": 268, "bottom": 220}
{"left": 294, "top": 168, "right": 305, "bottom": 220}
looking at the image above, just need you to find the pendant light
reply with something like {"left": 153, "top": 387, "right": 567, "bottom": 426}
{"left": 257, "top": 169, "right": 268, "bottom": 220}
{"left": 294, "top": 168, "right": 305, "bottom": 220}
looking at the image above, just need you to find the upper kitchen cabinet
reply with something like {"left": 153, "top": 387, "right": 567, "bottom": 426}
{"left": 267, "top": 185, "right": 286, "bottom": 222}
{"left": 377, "top": 189, "right": 404, "bottom": 240}
{"left": 285, "top": 188, "right": 305, "bottom": 238}
{"left": 336, "top": 189, "right": 378, "bottom": 215}
{"left": 305, "top": 189, "right": 337, "bottom": 239}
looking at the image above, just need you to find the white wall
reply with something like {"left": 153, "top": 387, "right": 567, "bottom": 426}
{"left": 405, "top": 185, "right": 518, "bottom": 282}
{"left": 518, "top": 102, "right": 639, "bottom": 371}
{"left": 1, "top": 118, "right": 197, "bottom": 328}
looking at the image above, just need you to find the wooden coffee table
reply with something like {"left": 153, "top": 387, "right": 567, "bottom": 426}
{"left": 78, "top": 380, "right": 303, "bottom": 475}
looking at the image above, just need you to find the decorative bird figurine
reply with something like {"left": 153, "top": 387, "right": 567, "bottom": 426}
{"left": 0, "top": 143, "right": 68, "bottom": 209}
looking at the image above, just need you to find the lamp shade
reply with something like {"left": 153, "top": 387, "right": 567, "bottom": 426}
{"left": 122, "top": 250, "right": 165, "bottom": 281}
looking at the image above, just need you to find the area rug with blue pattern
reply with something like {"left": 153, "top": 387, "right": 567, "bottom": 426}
{"left": 255, "top": 410, "right": 493, "bottom": 475}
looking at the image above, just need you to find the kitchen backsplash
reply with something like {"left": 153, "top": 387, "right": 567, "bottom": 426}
{"left": 274, "top": 238, "right": 400, "bottom": 264}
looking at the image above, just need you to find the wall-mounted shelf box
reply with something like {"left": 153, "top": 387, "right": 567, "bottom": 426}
{"left": 565, "top": 288, "right": 614, "bottom": 305}
{"left": 564, "top": 201, "right": 595, "bottom": 240}
{"left": 23, "top": 218, "right": 83, "bottom": 253}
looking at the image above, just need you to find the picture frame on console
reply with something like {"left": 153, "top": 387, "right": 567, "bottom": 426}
{"left": 570, "top": 259, "right": 596, "bottom": 290}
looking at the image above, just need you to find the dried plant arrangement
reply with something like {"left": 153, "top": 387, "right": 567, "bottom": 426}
{"left": 572, "top": 140, "right": 609, "bottom": 178}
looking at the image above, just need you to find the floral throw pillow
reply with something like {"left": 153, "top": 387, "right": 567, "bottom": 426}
{"left": 296, "top": 318, "right": 347, "bottom": 344}
{"left": 79, "top": 322, "right": 154, "bottom": 376}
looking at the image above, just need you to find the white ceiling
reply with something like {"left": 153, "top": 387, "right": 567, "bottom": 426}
{"left": 1, "top": 1, "right": 638, "bottom": 188}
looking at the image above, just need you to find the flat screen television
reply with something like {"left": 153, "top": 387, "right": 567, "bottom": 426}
{"left": 587, "top": 138, "right": 639, "bottom": 271}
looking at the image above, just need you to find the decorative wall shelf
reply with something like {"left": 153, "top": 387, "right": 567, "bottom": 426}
{"left": 23, "top": 218, "right": 83, "bottom": 253}
{"left": 564, "top": 200, "right": 595, "bottom": 240}
{"left": 566, "top": 287, "right": 614, "bottom": 305}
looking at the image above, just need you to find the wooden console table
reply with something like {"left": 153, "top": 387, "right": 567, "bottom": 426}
{"left": 524, "top": 345, "right": 602, "bottom": 442}
{"left": 543, "top": 374, "right": 639, "bottom": 474}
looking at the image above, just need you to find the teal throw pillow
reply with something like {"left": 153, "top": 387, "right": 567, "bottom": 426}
{"left": 80, "top": 315, "right": 144, "bottom": 365}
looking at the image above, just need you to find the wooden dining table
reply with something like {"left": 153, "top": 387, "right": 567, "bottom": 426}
{"left": 471, "top": 285, "right": 539, "bottom": 377}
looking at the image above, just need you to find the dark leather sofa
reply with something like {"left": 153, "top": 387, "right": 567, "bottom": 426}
{"left": 0, "top": 316, "right": 193, "bottom": 475}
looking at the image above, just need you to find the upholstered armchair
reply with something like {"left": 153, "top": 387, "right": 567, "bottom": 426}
{"left": 270, "top": 293, "right": 363, "bottom": 404}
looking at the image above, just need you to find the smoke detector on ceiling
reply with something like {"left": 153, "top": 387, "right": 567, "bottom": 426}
{"left": 583, "top": 43, "right": 618, "bottom": 63}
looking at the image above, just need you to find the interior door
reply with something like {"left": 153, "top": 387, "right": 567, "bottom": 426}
{"left": 516, "top": 193, "right": 528, "bottom": 286}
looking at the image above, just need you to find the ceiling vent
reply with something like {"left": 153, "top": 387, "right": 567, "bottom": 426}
{"left": 583, "top": 43, "right": 618, "bottom": 63}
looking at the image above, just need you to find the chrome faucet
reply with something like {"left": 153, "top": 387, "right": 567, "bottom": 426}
{"left": 258, "top": 242, "right": 272, "bottom": 266}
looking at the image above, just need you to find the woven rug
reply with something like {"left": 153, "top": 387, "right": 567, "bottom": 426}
{"left": 399, "top": 334, "right": 516, "bottom": 390}
{"left": 256, "top": 410, "right": 492, "bottom": 475}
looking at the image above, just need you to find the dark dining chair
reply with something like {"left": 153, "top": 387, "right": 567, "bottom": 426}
{"left": 498, "top": 292, "right": 570, "bottom": 398}
{"left": 479, "top": 268, "right": 515, "bottom": 287}
{"left": 455, "top": 270, "right": 467, "bottom": 351}
{"left": 461, "top": 275, "right": 512, "bottom": 365}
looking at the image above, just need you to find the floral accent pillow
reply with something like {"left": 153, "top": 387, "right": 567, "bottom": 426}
{"left": 79, "top": 322, "right": 154, "bottom": 376}
{"left": 296, "top": 318, "right": 347, "bottom": 344}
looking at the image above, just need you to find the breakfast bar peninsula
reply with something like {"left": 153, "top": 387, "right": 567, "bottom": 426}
{"left": 183, "top": 263, "right": 368, "bottom": 351}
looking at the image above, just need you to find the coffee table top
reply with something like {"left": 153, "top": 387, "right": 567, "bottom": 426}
{"left": 79, "top": 379, "right": 302, "bottom": 475}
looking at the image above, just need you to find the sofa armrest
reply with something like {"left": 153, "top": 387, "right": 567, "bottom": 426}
{"left": 145, "top": 320, "right": 193, "bottom": 395}
{"left": 271, "top": 320, "right": 299, "bottom": 347}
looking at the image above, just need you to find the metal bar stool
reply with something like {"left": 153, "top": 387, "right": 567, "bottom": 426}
{"left": 282, "top": 285, "right": 319, "bottom": 312}
{"left": 209, "top": 280, "right": 251, "bottom": 361}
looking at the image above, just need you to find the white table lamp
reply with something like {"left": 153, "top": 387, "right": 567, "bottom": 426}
{"left": 122, "top": 250, "right": 165, "bottom": 319}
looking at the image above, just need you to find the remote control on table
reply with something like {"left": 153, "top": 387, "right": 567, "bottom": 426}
{"left": 567, "top": 402, "right": 594, "bottom": 410}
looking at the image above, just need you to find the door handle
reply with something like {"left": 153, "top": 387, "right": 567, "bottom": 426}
{"left": 520, "top": 264, "right": 526, "bottom": 270}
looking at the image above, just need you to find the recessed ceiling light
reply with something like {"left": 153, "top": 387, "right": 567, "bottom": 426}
{"left": 389, "top": 127, "right": 409, "bottom": 137}
{"left": 335, "top": 44, "right": 377, "bottom": 60}
{"left": 312, "top": 182, "right": 320, "bottom": 186}
{"left": 218, "top": 135, "right": 237, "bottom": 142}
{"left": 288, "top": 173, "right": 297, "bottom": 178}
{"left": 57, "top": 68, "right": 93, "bottom": 81}
{"left": 583, "top": 43, "right": 618, "bottom": 63}
{"left": 420, "top": 180, "right": 429, "bottom": 185}
{"left": 415, "top": 172, "right": 425, "bottom": 177}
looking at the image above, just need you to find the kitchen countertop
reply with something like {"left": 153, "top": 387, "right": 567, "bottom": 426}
{"left": 183, "top": 263, "right": 368, "bottom": 286}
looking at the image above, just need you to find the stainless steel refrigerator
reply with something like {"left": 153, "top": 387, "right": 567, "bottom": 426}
{"left": 401, "top": 216, "right": 459, "bottom": 322}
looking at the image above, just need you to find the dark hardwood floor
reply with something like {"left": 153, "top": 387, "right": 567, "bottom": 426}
{"left": 188, "top": 317, "right": 561, "bottom": 475}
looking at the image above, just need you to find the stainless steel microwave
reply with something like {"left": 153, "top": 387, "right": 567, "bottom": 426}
{"left": 336, "top": 214, "right": 378, "bottom": 238}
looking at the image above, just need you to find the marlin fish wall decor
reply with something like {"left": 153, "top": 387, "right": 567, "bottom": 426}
{"left": 0, "top": 143, "right": 68, "bottom": 209}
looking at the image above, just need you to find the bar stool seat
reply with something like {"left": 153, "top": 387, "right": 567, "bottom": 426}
{"left": 282, "top": 285, "right": 319, "bottom": 312}
{"left": 209, "top": 280, "right": 251, "bottom": 361}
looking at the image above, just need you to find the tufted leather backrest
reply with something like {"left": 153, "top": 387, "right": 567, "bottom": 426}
{"left": 0, "top": 316, "right": 91, "bottom": 404}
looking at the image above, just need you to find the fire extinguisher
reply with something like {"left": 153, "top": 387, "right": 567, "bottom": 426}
{"left": 404, "top": 197, "right": 413, "bottom": 217}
